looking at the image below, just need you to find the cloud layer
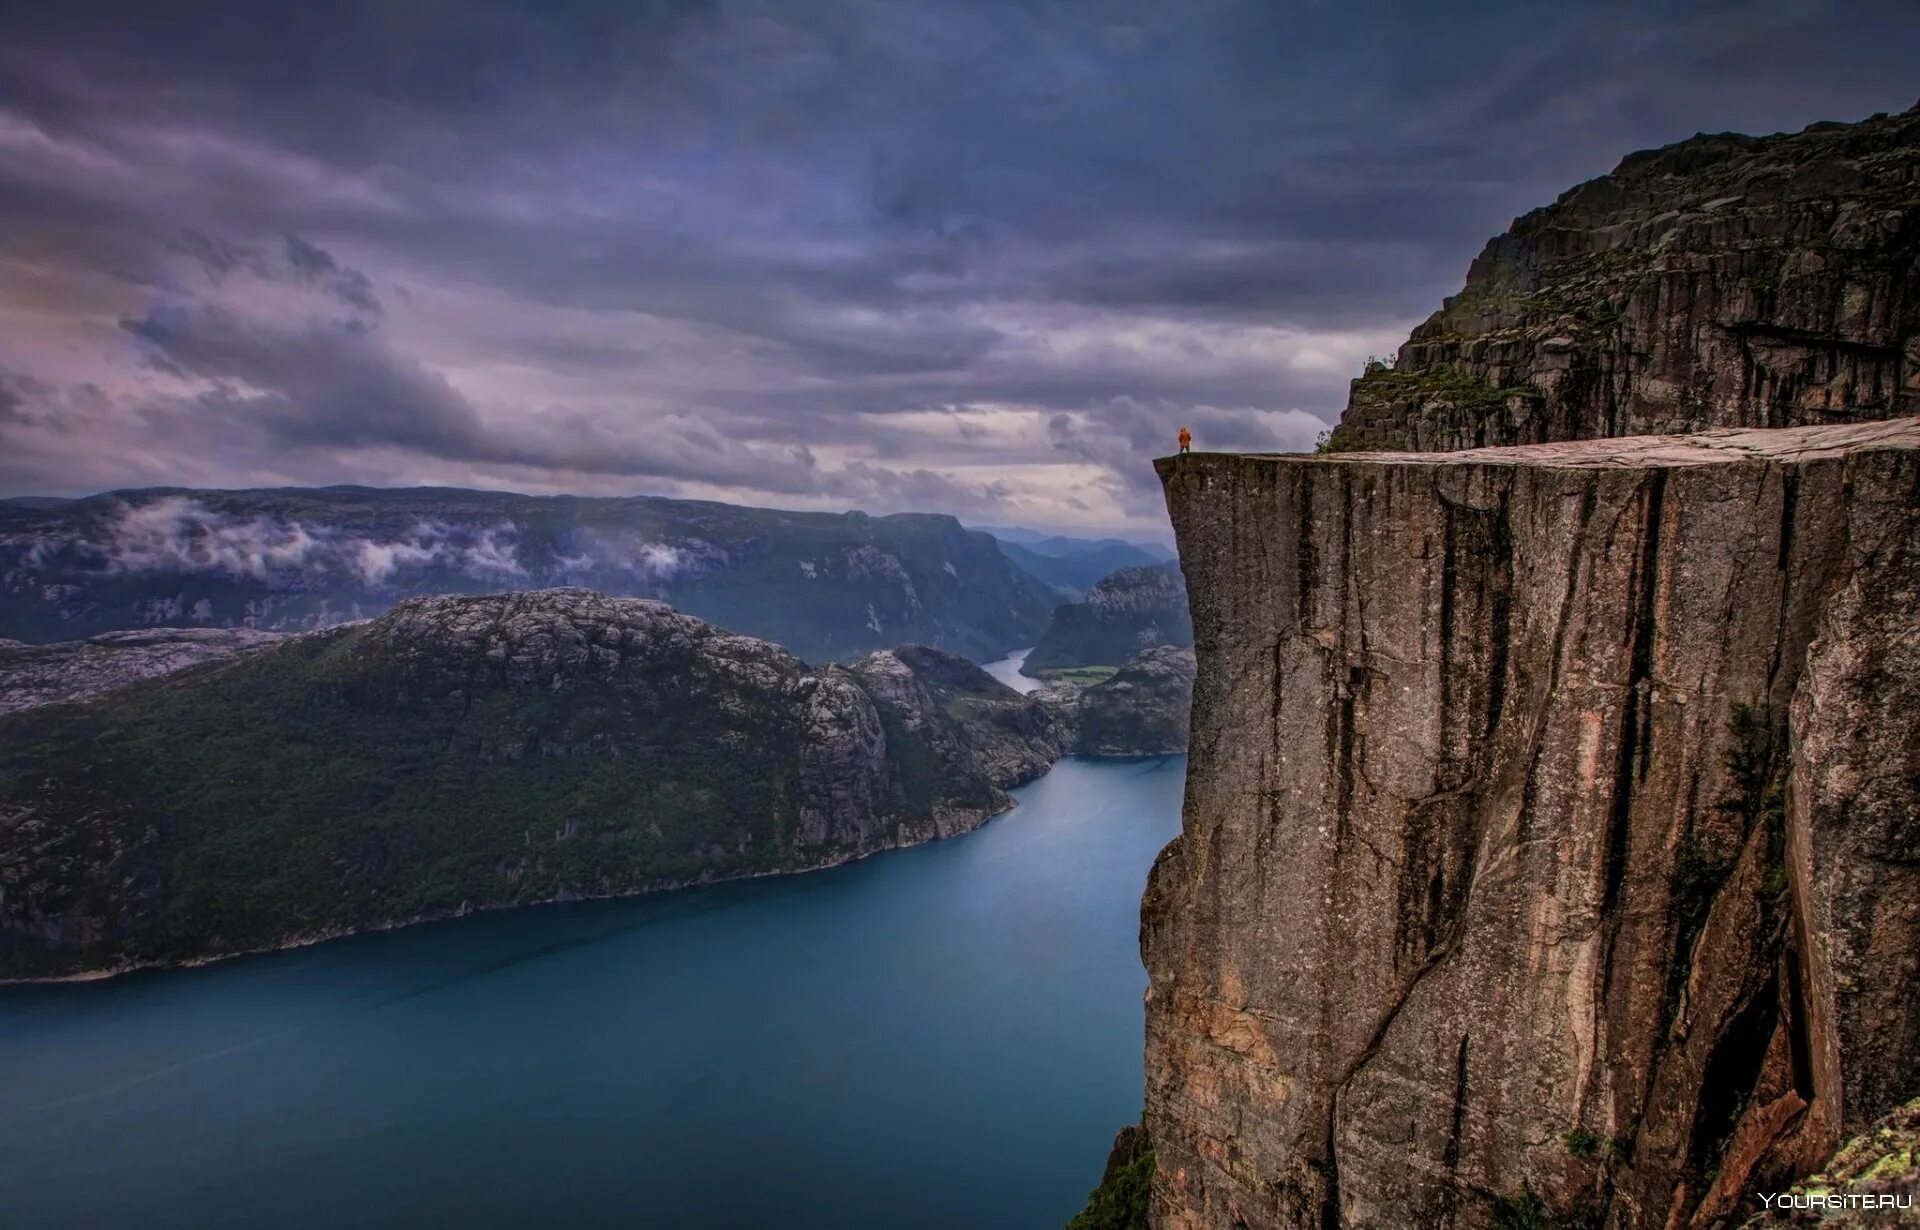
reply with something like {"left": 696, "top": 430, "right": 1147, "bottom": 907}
{"left": 2, "top": 0, "right": 1916, "bottom": 536}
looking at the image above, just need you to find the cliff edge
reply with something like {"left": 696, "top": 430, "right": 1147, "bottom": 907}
{"left": 1146, "top": 419, "right": 1919, "bottom": 1228}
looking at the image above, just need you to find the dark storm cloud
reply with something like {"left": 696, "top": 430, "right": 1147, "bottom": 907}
{"left": 0, "top": 0, "right": 1916, "bottom": 532}
{"left": 110, "top": 258, "right": 831, "bottom": 493}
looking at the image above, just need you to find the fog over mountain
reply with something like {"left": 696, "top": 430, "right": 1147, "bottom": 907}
{"left": 1, "top": 0, "right": 1915, "bottom": 537}
{"left": 0, "top": 485, "right": 1058, "bottom": 660}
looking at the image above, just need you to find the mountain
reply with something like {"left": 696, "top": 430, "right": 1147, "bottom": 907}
{"left": 1022, "top": 563, "right": 1193, "bottom": 677}
{"left": 1135, "top": 105, "right": 1920, "bottom": 1230}
{"left": 0, "top": 628, "right": 281, "bottom": 714}
{"left": 1327, "top": 106, "right": 1920, "bottom": 453}
{"left": 1050, "top": 646, "right": 1194, "bottom": 757}
{"left": 1019, "top": 533, "right": 1174, "bottom": 562}
{"left": 0, "top": 589, "right": 1069, "bottom": 981}
{"left": 968, "top": 525, "right": 1172, "bottom": 557}
{"left": 997, "top": 539, "right": 1169, "bottom": 596}
{"left": 0, "top": 486, "right": 1056, "bottom": 662}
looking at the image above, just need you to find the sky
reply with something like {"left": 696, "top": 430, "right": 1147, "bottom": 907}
{"left": 0, "top": 0, "right": 1915, "bottom": 537}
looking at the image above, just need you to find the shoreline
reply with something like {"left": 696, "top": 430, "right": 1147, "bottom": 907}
{"left": 1, "top": 790, "right": 1033, "bottom": 988}
{"left": 1, "top": 724, "right": 1185, "bottom": 986}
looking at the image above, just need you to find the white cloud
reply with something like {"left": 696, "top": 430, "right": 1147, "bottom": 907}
{"left": 81, "top": 496, "right": 528, "bottom": 585}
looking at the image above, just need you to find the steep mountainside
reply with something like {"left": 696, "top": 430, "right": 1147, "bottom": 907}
{"left": 1147, "top": 420, "right": 1919, "bottom": 1229}
{"left": 0, "top": 627, "right": 281, "bottom": 714}
{"left": 0, "top": 486, "right": 1055, "bottom": 661}
{"left": 1024, "top": 564, "right": 1194, "bottom": 677}
{"left": 1052, "top": 646, "right": 1195, "bottom": 757}
{"left": 0, "top": 589, "right": 1066, "bottom": 980}
{"left": 1329, "top": 106, "right": 1919, "bottom": 452}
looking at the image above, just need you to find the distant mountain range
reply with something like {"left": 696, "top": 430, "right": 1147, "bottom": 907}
{"left": 1023, "top": 562, "right": 1194, "bottom": 676}
{"left": 966, "top": 525, "right": 1175, "bottom": 560}
{"left": 993, "top": 541, "right": 1162, "bottom": 596}
{"left": 0, "top": 487, "right": 1063, "bottom": 663}
{"left": 967, "top": 526, "right": 1174, "bottom": 597}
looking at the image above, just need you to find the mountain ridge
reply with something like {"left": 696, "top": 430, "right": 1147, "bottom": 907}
{"left": 0, "top": 485, "right": 1056, "bottom": 662}
{"left": 1329, "top": 106, "right": 1920, "bottom": 454}
{"left": 0, "top": 588, "right": 1075, "bottom": 982}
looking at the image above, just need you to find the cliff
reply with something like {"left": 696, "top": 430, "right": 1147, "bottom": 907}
{"left": 1146, "top": 419, "right": 1919, "bottom": 1229}
{"left": 0, "top": 589, "right": 1066, "bottom": 980}
{"left": 1025, "top": 564, "right": 1195, "bottom": 678}
{"left": 0, "top": 486, "right": 1055, "bottom": 662}
{"left": 1330, "top": 107, "right": 1919, "bottom": 453}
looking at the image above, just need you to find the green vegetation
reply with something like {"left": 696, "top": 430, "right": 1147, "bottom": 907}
{"left": 0, "top": 602, "right": 1042, "bottom": 978}
{"left": 1349, "top": 363, "right": 1542, "bottom": 418}
{"left": 1040, "top": 665, "right": 1121, "bottom": 686}
{"left": 0, "top": 629, "right": 797, "bottom": 975}
{"left": 1717, "top": 702, "right": 1787, "bottom": 836}
{"left": 1491, "top": 1184, "right": 1549, "bottom": 1230}
{"left": 1490, "top": 1185, "right": 1604, "bottom": 1230}
{"left": 1065, "top": 1143, "right": 1154, "bottom": 1230}
{"left": 1070, "top": 648, "right": 1194, "bottom": 757}
{"left": 1668, "top": 829, "right": 1732, "bottom": 951}
{"left": 1562, "top": 1127, "right": 1605, "bottom": 1159}
{"left": 1313, "top": 427, "right": 1371, "bottom": 454}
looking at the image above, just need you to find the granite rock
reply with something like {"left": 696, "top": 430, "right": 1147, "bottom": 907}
{"left": 1331, "top": 107, "right": 1920, "bottom": 453}
{"left": 1146, "top": 420, "right": 1920, "bottom": 1229}
{"left": 0, "top": 627, "right": 282, "bottom": 714}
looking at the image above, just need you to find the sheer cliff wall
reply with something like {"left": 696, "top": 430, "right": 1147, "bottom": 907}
{"left": 1146, "top": 421, "right": 1920, "bottom": 1229}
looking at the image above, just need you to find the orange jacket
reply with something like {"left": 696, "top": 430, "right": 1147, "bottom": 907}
{"left": 1177, "top": 428, "right": 1192, "bottom": 449}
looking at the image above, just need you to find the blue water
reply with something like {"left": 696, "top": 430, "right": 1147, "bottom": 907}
{"left": 0, "top": 756, "right": 1184, "bottom": 1230}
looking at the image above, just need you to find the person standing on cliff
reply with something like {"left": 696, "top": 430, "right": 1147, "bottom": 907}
{"left": 1178, "top": 426, "right": 1192, "bottom": 453}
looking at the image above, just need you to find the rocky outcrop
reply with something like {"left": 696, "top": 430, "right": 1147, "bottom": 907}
{"left": 0, "top": 627, "right": 282, "bottom": 714}
{"left": 1052, "top": 646, "right": 1195, "bottom": 757}
{"left": 0, "top": 589, "right": 1066, "bottom": 980}
{"left": 1745, "top": 1096, "right": 1920, "bottom": 1226}
{"left": 1025, "top": 564, "right": 1194, "bottom": 677}
{"left": 843, "top": 643, "right": 1071, "bottom": 809}
{"left": 1146, "top": 419, "right": 1920, "bottom": 1229}
{"left": 1069, "top": 1124, "right": 1157, "bottom": 1230}
{"left": 1330, "top": 107, "right": 1920, "bottom": 453}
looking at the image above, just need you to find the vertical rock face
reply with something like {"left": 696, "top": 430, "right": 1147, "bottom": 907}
{"left": 1146, "top": 421, "right": 1920, "bottom": 1229}
{"left": 1330, "top": 107, "right": 1919, "bottom": 453}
